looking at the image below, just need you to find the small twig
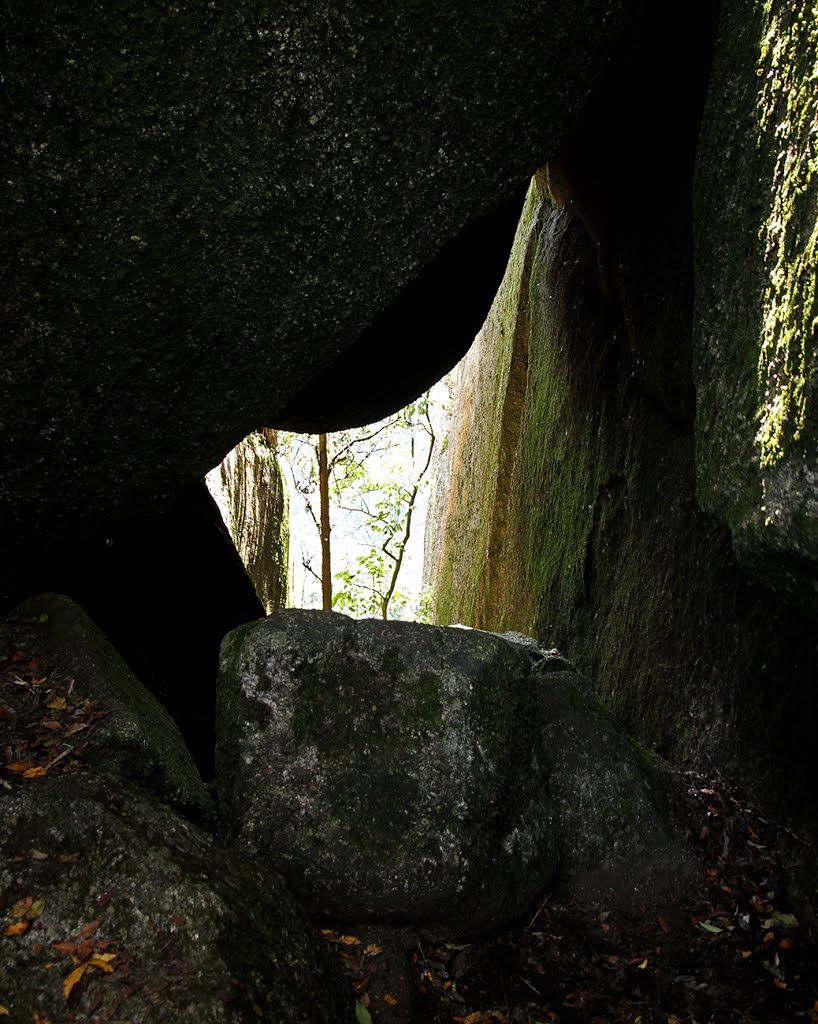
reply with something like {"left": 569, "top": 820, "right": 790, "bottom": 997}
{"left": 527, "top": 893, "right": 551, "bottom": 931}
{"left": 521, "top": 976, "right": 541, "bottom": 998}
{"left": 46, "top": 745, "right": 74, "bottom": 769}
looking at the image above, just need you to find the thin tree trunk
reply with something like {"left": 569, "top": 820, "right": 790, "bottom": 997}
{"left": 318, "top": 433, "right": 332, "bottom": 610}
{"left": 381, "top": 413, "right": 436, "bottom": 618}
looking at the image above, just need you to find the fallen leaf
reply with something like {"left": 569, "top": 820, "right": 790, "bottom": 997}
{"left": 23, "top": 766, "right": 48, "bottom": 779}
{"left": 4, "top": 920, "right": 29, "bottom": 936}
{"left": 773, "top": 978, "right": 787, "bottom": 990}
{"left": 5, "top": 762, "right": 33, "bottom": 773}
{"left": 59, "top": 853, "right": 80, "bottom": 863}
{"left": 33, "top": 1013, "right": 49, "bottom": 1024}
{"left": 31, "top": 849, "right": 49, "bottom": 860}
{"left": 40, "top": 721, "right": 61, "bottom": 731}
{"left": 26, "top": 898, "right": 45, "bottom": 920}
{"left": 383, "top": 994, "right": 398, "bottom": 1006}
{"left": 698, "top": 922, "right": 723, "bottom": 934}
{"left": 63, "top": 963, "right": 89, "bottom": 1000}
{"left": 0, "top": 1006, "right": 8, "bottom": 1016}
{"left": 51, "top": 942, "right": 77, "bottom": 955}
{"left": 355, "top": 999, "right": 372, "bottom": 1024}
{"left": 87, "top": 955, "right": 115, "bottom": 973}
{"left": 769, "top": 911, "right": 799, "bottom": 928}
{"left": 365, "top": 944, "right": 384, "bottom": 956}
{"left": 79, "top": 920, "right": 100, "bottom": 940}
{"left": 31, "top": 677, "right": 49, "bottom": 686}
{"left": 10, "top": 896, "right": 33, "bottom": 918}
{"left": 46, "top": 697, "right": 67, "bottom": 710}
{"left": 637, "top": 958, "right": 649, "bottom": 969}
{"left": 341, "top": 934, "right": 363, "bottom": 946}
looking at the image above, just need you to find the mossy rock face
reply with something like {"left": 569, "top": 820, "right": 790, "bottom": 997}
{"left": 3, "top": 593, "right": 213, "bottom": 826}
{"left": 0, "top": 774, "right": 350, "bottom": 1023}
{"left": 427, "top": 180, "right": 543, "bottom": 631}
{"left": 693, "top": 0, "right": 818, "bottom": 614}
{"left": 425, "top": 167, "right": 818, "bottom": 839}
{"left": 216, "top": 612, "right": 691, "bottom": 933}
{"left": 1, "top": 0, "right": 638, "bottom": 598}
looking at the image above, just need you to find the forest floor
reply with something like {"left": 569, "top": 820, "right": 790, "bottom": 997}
{"left": 322, "top": 771, "right": 818, "bottom": 1024}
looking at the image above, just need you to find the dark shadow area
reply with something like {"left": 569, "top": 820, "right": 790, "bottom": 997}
{"left": 4, "top": 480, "right": 263, "bottom": 777}
{"left": 277, "top": 183, "right": 532, "bottom": 432}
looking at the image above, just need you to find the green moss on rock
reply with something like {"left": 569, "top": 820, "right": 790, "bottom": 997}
{"left": 216, "top": 611, "right": 694, "bottom": 934}
{"left": 426, "top": 162, "right": 818, "bottom": 846}
{"left": 694, "top": 0, "right": 818, "bottom": 612}
{"left": 430, "top": 179, "right": 544, "bottom": 631}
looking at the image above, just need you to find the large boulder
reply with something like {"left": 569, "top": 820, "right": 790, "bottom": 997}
{"left": 693, "top": 0, "right": 818, "bottom": 614}
{"left": 0, "top": 0, "right": 642, "bottom": 601}
{"left": 0, "top": 774, "right": 350, "bottom": 1023}
{"left": 2, "top": 592, "right": 214, "bottom": 825}
{"left": 206, "top": 431, "right": 291, "bottom": 615}
{"left": 216, "top": 611, "right": 691, "bottom": 934}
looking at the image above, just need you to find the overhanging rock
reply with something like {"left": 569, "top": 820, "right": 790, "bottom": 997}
{"left": 1, "top": 0, "right": 638, "bottom": 598}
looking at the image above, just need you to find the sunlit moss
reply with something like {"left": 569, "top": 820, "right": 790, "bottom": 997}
{"left": 754, "top": 1, "right": 818, "bottom": 468}
{"left": 432, "top": 178, "right": 541, "bottom": 628}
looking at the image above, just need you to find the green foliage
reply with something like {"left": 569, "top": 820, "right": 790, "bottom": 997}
{"left": 279, "top": 391, "right": 439, "bottom": 619}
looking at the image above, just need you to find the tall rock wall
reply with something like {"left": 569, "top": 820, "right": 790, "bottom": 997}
{"left": 424, "top": 183, "right": 541, "bottom": 630}
{"left": 206, "top": 433, "right": 290, "bottom": 615}
{"left": 426, "top": 4, "right": 818, "bottom": 839}
{"left": 694, "top": 0, "right": 818, "bottom": 615}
